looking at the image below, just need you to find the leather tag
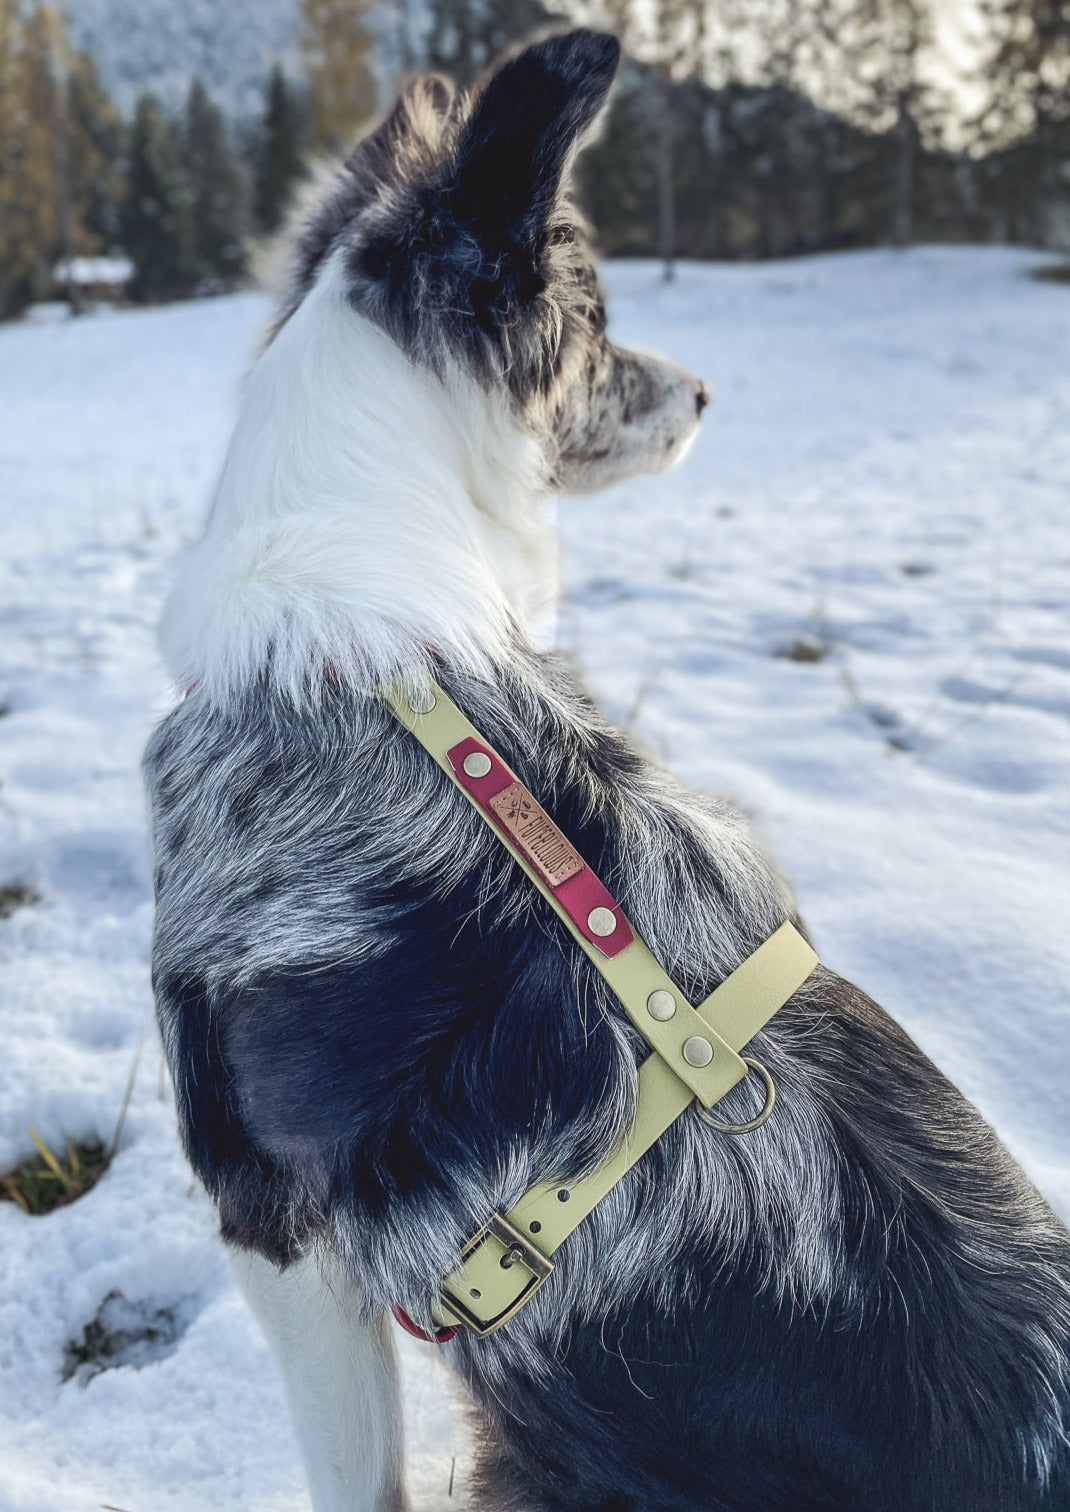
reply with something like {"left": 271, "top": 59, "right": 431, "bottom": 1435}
{"left": 488, "top": 781, "right": 584, "bottom": 888}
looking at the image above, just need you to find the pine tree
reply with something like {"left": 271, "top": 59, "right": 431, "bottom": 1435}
{"left": 812, "top": 0, "right": 950, "bottom": 247}
{"left": 0, "top": 3, "right": 128, "bottom": 316}
{"left": 301, "top": 0, "right": 380, "bottom": 156}
{"left": 744, "top": 0, "right": 810, "bottom": 257}
{"left": 0, "top": 4, "right": 61, "bottom": 315}
{"left": 882, "top": 0, "right": 931, "bottom": 246}
{"left": 0, "top": 0, "right": 38, "bottom": 315}
{"left": 121, "top": 93, "right": 194, "bottom": 300}
{"left": 66, "top": 49, "right": 124, "bottom": 252}
{"left": 184, "top": 78, "right": 247, "bottom": 285}
{"left": 974, "top": 0, "right": 1070, "bottom": 242}
{"left": 1028, "top": 0, "right": 1070, "bottom": 129}
{"left": 605, "top": 0, "right": 705, "bottom": 279}
{"left": 28, "top": 5, "right": 82, "bottom": 305}
{"left": 253, "top": 64, "right": 306, "bottom": 234}
{"left": 578, "top": 60, "right": 658, "bottom": 257}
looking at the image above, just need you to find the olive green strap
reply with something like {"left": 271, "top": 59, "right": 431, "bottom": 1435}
{"left": 384, "top": 680, "right": 817, "bottom": 1335}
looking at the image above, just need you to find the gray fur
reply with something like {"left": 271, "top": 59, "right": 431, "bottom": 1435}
{"left": 146, "top": 652, "right": 1070, "bottom": 1505}
{"left": 147, "top": 654, "right": 812, "bottom": 1328}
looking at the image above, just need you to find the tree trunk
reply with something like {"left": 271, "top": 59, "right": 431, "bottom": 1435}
{"left": 46, "top": 31, "right": 82, "bottom": 314}
{"left": 819, "top": 121, "right": 841, "bottom": 248}
{"left": 656, "top": 77, "right": 676, "bottom": 281}
{"left": 890, "top": 86, "right": 914, "bottom": 248}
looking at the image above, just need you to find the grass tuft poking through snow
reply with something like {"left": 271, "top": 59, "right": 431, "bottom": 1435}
{"left": 0, "top": 1133, "right": 110, "bottom": 1215}
{"left": 0, "top": 881, "right": 40, "bottom": 919}
{"left": 775, "top": 635, "right": 831, "bottom": 663}
{"left": 62, "top": 1292, "right": 183, "bottom": 1384}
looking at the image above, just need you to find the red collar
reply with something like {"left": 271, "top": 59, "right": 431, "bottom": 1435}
{"left": 390, "top": 1303, "right": 459, "bottom": 1344}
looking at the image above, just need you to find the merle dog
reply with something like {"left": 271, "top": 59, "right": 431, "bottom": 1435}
{"left": 145, "top": 30, "right": 1070, "bottom": 1512}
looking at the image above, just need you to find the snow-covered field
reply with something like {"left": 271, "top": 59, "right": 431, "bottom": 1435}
{"left": 1, "top": 248, "right": 1068, "bottom": 1511}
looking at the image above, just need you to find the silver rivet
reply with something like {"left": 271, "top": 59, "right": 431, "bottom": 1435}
{"left": 647, "top": 989, "right": 676, "bottom": 1021}
{"left": 408, "top": 688, "right": 436, "bottom": 715}
{"left": 587, "top": 906, "right": 617, "bottom": 938}
{"left": 682, "top": 1036, "right": 714, "bottom": 1068}
{"left": 462, "top": 751, "right": 492, "bottom": 778}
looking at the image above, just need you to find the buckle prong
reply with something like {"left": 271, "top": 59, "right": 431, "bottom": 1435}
{"left": 438, "top": 1212, "right": 554, "bottom": 1337}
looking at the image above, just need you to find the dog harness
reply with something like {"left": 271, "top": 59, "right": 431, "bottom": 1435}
{"left": 385, "top": 680, "right": 818, "bottom": 1338}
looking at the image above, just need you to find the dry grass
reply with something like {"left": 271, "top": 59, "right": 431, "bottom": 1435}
{"left": 0, "top": 1024, "right": 145, "bottom": 1215}
{"left": 0, "top": 1132, "right": 112, "bottom": 1215}
{"left": 1032, "top": 264, "right": 1070, "bottom": 285}
{"left": 0, "top": 881, "right": 39, "bottom": 920}
{"left": 775, "top": 635, "right": 831, "bottom": 663}
{"left": 62, "top": 1291, "right": 181, "bottom": 1384}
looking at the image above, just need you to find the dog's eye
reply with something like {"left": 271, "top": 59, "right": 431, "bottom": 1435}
{"left": 469, "top": 253, "right": 544, "bottom": 325}
{"left": 359, "top": 238, "right": 392, "bottom": 281}
{"left": 513, "top": 254, "right": 546, "bottom": 305}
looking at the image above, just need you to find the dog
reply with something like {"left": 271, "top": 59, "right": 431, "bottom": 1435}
{"left": 144, "top": 29, "right": 1070, "bottom": 1512}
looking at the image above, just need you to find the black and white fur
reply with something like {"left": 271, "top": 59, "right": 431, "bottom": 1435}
{"left": 145, "top": 31, "right": 1070, "bottom": 1512}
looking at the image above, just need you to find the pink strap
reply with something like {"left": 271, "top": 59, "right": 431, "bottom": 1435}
{"left": 447, "top": 738, "right": 634, "bottom": 959}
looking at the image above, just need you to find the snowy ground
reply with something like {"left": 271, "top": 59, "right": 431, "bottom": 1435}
{"left": 1, "top": 247, "right": 1068, "bottom": 1511}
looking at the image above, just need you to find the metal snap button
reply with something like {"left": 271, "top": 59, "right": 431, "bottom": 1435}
{"left": 647, "top": 990, "right": 676, "bottom": 1021}
{"left": 462, "top": 752, "right": 492, "bottom": 778}
{"left": 682, "top": 1036, "right": 714, "bottom": 1068}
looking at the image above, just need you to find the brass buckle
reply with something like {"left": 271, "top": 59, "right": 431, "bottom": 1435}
{"left": 694, "top": 1056, "right": 776, "bottom": 1135}
{"left": 438, "top": 1212, "right": 555, "bottom": 1338}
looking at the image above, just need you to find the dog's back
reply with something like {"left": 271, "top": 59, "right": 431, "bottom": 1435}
{"left": 147, "top": 650, "right": 1070, "bottom": 1512}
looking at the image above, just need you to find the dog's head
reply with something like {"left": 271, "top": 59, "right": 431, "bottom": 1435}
{"left": 273, "top": 30, "right": 708, "bottom": 494}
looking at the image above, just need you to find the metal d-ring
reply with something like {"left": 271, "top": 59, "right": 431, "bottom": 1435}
{"left": 694, "top": 1057, "right": 776, "bottom": 1135}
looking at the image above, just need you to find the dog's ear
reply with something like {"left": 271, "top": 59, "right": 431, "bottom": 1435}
{"left": 347, "top": 72, "right": 457, "bottom": 183}
{"left": 449, "top": 30, "right": 620, "bottom": 255}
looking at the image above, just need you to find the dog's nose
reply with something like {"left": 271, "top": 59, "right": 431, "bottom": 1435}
{"left": 695, "top": 381, "right": 711, "bottom": 416}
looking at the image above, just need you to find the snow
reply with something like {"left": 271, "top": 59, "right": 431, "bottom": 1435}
{"left": 1, "top": 246, "right": 1068, "bottom": 1509}
{"left": 52, "top": 257, "right": 134, "bottom": 288}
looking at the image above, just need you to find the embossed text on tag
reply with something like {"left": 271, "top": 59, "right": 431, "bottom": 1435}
{"left": 488, "top": 781, "right": 584, "bottom": 888}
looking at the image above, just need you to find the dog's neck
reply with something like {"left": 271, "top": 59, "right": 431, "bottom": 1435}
{"left": 160, "top": 258, "right": 555, "bottom": 703}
